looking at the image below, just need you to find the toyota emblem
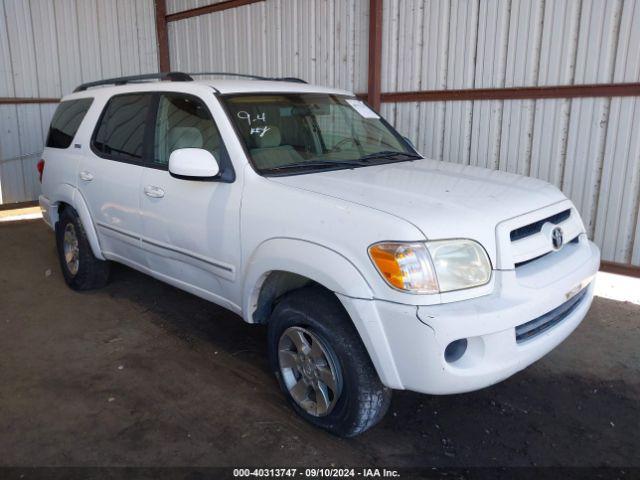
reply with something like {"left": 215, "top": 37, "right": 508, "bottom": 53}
{"left": 551, "top": 226, "right": 564, "bottom": 250}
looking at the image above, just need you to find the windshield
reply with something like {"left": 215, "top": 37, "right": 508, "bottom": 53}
{"left": 222, "top": 93, "right": 418, "bottom": 174}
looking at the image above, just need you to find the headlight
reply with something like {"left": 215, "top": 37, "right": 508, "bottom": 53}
{"left": 426, "top": 239, "right": 492, "bottom": 291}
{"left": 368, "top": 240, "right": 491, "bottom": 294}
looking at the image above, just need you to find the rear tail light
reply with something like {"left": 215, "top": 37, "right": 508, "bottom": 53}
{"left": 37, "top": 159, "right": 45, "bottom": 182}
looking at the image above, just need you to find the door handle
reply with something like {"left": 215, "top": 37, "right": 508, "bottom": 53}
{"left": 144, "top": 185, "right": 165, "bottom": 198}
{"left": 79, "top": 171, "right": 94, "bottom": 182}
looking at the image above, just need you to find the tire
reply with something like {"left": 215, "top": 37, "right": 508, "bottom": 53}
{"left": 268, "top": 285, "right": 392, "bottom": 437}
{"left": 55, "top": 207, "right": 110, "bottom": 290}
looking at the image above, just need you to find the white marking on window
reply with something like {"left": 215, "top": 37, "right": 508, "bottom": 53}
{"left": 250, "top": 126, "right": 271, "bottom": 137}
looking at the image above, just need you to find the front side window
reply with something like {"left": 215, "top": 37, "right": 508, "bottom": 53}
{"left": 46, "top": 98, "right": 93, "bottom": 149}
{"left": 153, "top": 93, "right": 223, "bottom": 167}
{"left": 222, "top": 93, "right": 417, "bottom": 174}
{"left": 93, "top": 94, "right": 152, "bottom": 162}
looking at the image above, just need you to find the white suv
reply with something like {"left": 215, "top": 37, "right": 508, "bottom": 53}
{"left": 39, "top": 72, "right": 600, "bottom": 437}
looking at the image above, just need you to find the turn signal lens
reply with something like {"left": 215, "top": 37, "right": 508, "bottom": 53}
{"left": 368, "top": 242, "right": 439, "bottom": 293}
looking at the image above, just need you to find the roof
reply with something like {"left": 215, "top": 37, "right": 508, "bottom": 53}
{"left": 62, "top": 78, "right": 354, "bottom": 102}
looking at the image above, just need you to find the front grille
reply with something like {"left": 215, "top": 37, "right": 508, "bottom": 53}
{"left": 515, "top": 288, "right": 588, "bottom": 343}
{"left": 513, "top": 235, "right": 580, "bottom": 269}
{"left": 510, "top": 209, "right": 571, "bottom": 242}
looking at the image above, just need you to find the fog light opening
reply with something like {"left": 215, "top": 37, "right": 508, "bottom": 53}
{"left": 445, "top": 338, "right": 468, "bottom": 363}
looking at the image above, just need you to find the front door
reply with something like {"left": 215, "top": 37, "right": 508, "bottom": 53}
{"left": 77, "top": 93, "right": 154, "bottom": 268}
{"left": 139, "top": 92, "right": 242, "bottom": 312}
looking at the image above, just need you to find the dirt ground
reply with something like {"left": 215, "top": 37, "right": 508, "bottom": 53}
{"left": 0, "top": 220, "right": 638, "bottom": 469}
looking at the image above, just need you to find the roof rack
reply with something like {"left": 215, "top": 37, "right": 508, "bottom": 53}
{"left": 277, "top": 77, "right": 308, "bottom": 84}
{"left": 188, "top": 72, "right": 307, "bottom": 83}
{"left": 73, "top": 71, "right": 308, "bottom": 92}
{"left": 73, "top": 72, "right": 193, "bottom": 92}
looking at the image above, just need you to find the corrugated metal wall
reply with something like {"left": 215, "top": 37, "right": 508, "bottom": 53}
{"left": 0, "top": 0, "right": 159, "bottom": 204}
{"left": 168, "top": 0, "right": 639, "bottom": 267}
{"left": 166, "top": 0, "right": 232, "bottom": 14}
{"left": 1, "top": 0, "right": 638, "bottom": 267}
{"left": 380, "top": 0, "right": 640, "bottom": 266}
{"left": 167, "top": 0, "right": 369, "bottom": 93}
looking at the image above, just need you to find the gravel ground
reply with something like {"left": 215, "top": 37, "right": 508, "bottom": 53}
{"left": 0, "top": 220, "right": 638, "bottom": 471}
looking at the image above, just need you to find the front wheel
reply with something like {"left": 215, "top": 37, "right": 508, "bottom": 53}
{"left": 267, "top": 286, "right": 391, "bottom": 437}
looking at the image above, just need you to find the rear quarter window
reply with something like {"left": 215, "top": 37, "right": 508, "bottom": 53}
{"left": 46, "top": 98, "right": 94, "bottom": 149}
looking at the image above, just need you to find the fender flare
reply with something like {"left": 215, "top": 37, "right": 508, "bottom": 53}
{"left": 241, "top": 237, "right": 404, "bottom": 388}
{"left": 241, "top": 237, "right": 373, "bottom": 323}
{"left": 51, "top": 184, "right": 105, "bottom": 260}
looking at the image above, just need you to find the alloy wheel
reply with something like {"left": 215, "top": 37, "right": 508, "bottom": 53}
{"left": 278, "top": 326, "right": 343, "bottom": 417}
{"left": 63, "top": 223, "right": 80, "bottom": 276}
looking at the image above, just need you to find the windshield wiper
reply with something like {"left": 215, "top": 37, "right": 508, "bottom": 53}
{"left": 261, "top": 152, "right": 423, "bottom": 175}
{"left": 262, "top": 159, "right": 368, "bottom": 173}
{"left": 357, "top": 150, "right": 423, "bottom": 162}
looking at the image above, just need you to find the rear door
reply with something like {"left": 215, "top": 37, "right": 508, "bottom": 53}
{"left": 139, "top": 92, "right": 242, "bottom": 311}
{"left": 77, "top": 93, "right": 153, "bottom": 268}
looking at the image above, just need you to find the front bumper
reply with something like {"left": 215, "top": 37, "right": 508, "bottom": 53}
{"left": 338, "top": 236, "right": 600, "bottom": 395}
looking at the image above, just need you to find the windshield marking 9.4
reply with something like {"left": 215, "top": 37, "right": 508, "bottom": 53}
{"left": 223, "top": 93, "right": 418, "bottom": 175}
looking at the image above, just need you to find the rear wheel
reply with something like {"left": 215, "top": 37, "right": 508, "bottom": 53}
{"left": 55, "top": 207, "right": 110, "bottom": 290}
{"left": 268, "top": 286, "right": 391, "bottom": 437}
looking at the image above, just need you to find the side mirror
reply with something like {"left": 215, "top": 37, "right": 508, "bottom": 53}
{"left": 168, "top": 148, "right": 220, "bottom": 179}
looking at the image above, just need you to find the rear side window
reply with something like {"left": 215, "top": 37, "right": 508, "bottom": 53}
{"left": 92, "top": 94, "right": 152, "bottom": 162}
{"left": 46, "top": 98, "right": 93, "bottom": 149}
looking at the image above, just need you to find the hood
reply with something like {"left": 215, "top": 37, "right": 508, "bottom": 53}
{"left": 269, "top": 158, "right": 567, "bottom": 265}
